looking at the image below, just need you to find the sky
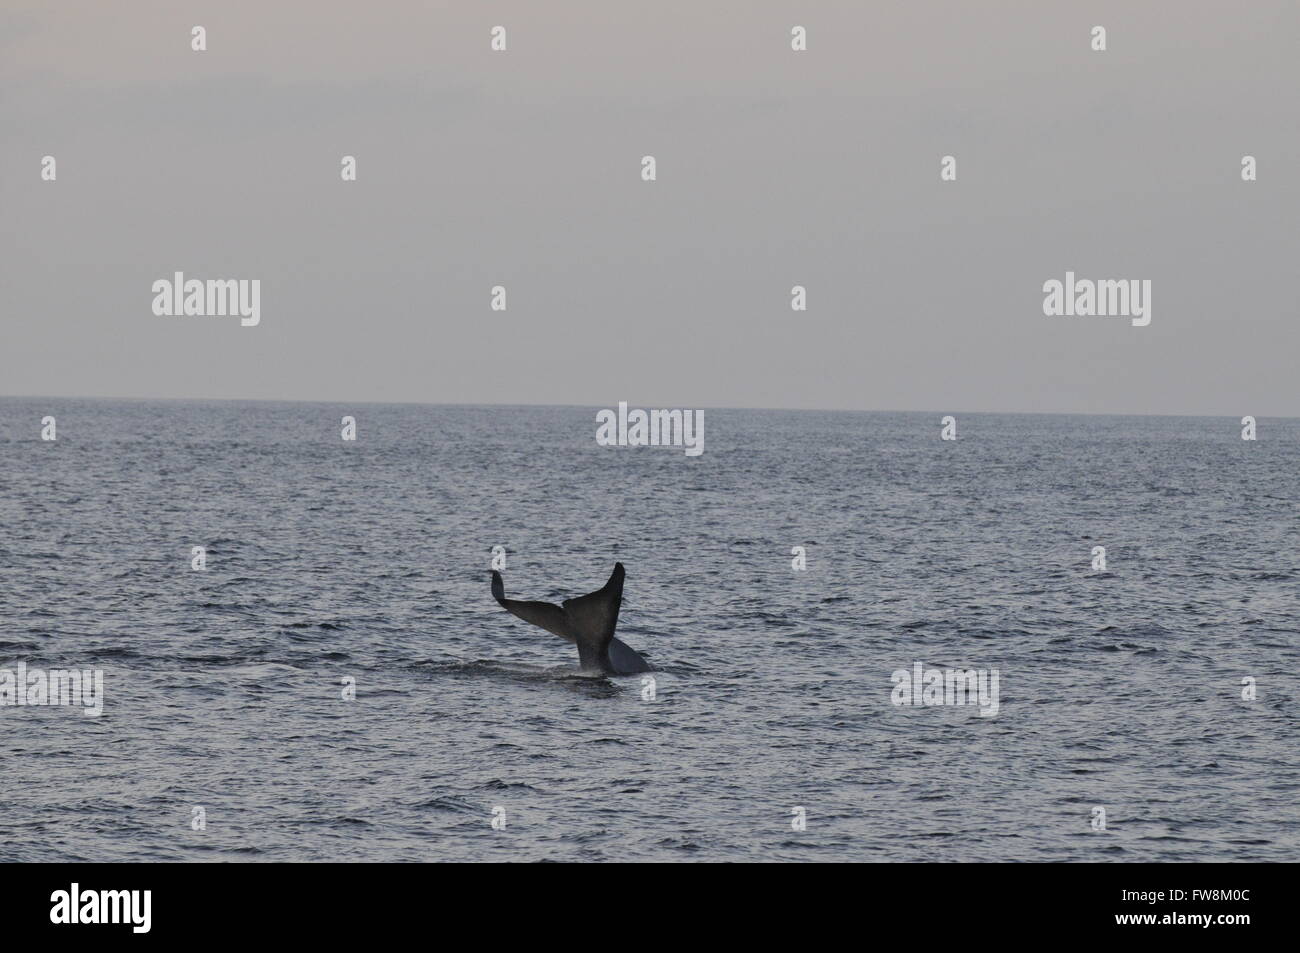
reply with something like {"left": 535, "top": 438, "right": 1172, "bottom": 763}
{"left": 2, "top": 1, "right": 1297, "bottom": 416}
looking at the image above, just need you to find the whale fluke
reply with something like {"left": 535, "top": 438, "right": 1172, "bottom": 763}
{"left": 561, "top": 563, "right": 624, "bottom": 671}
{"left": 490, "top": 562, "right": 651, "bottom": 675}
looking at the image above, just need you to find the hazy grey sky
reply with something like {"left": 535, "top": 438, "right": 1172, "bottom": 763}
{"left": 2, "top": 1, "right": 1297, "bottom": 415}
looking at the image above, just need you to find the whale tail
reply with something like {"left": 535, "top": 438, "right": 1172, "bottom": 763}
{"left": 490, "top": 569, "right": 572, "bottom": 642}
{"left": 562, "top": 562, "right": 624, "bottom": 672}
{"left": 490, "top": 562, "right": 650, "bottom": 674}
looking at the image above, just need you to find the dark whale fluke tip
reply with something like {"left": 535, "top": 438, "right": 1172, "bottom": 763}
{"left": 490, "top": 569, "right": 505, "bottom": 603}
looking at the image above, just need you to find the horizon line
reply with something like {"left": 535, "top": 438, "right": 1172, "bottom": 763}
{"left": 0, "top": 392, "right": 1294, "bottom": 422}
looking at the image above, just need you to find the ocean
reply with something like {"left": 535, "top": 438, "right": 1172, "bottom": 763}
{"left": 1, "top": 398, "right": 1296, "bottom": 861}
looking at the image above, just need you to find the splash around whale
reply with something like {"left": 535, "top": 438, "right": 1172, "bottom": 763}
{"left": 490, "top": 562, "right": 652, "bottom": 675}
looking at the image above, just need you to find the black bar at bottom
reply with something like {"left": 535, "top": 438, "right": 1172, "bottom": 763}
{"left": 0, "top": 861, "right": 1279, "bottom": 940}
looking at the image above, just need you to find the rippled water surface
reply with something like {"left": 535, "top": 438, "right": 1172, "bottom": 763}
{"left": 1, "top": 399, "right": 1297, "bottom": 861}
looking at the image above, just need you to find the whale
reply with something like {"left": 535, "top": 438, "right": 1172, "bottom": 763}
{"left": 490, "top": 562, "right": 652, "bottom": 675}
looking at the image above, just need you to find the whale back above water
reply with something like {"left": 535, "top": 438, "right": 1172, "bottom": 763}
{"left": 490, "top": 562, "right": 651, "bottom": 675}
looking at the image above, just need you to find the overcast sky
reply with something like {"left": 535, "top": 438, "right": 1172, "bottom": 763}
{"left": 2, "top": 1, "right": 1297, "bottom": 415}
